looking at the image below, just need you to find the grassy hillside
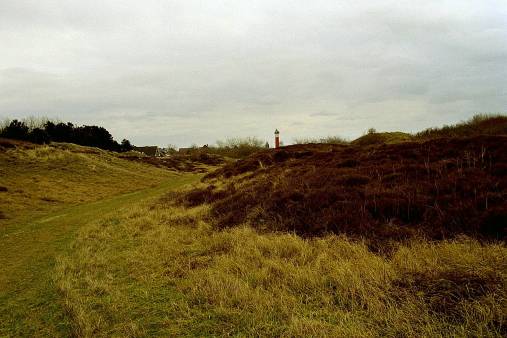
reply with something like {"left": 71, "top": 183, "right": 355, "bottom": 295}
{"left": 0, "top": 137, "right": 203, "bottom": 336}
{"left": 55, "top": 183, "right": 507, "bottom": 336}
{"left": 352, "top": 131, "right": 413, "bottom": 146}
{"left": 0, "top": 174, "right": 200, "bottom": 337}
{"left": 0, "top": 139, "right": 174, "bottom": 223}
{"left": 53, "top": 133, "right": 507, "bottom": 336}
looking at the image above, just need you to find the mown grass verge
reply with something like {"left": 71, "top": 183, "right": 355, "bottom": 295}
{"left": 55, "top": 192, "right": 507, "bottom": 337}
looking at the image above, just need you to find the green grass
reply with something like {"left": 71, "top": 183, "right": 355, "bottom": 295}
{"left": 0, "top": 141, "right": 202, "bottom": 336}
{"left": 0, "top": 173, "right": 200, "bottom": 337}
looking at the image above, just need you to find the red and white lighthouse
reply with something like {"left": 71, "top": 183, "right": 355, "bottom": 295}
{"left": 274, "top": 129, "right": 280, "bottom": 149}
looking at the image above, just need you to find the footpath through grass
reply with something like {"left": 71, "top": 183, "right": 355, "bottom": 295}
{"left": 0, "top": 173, "right": 200, "bottom": 337}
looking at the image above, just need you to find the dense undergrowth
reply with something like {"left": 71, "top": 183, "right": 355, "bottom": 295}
{"left": 176, "top": 135, "right": 507, "bottom": 248}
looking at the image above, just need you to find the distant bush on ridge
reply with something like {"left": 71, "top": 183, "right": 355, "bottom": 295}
{"left": 207, "top": 137, "right": 266, "bottom": 158}
{"left": 293, "top": 136, "right": 348, "bottom": 145}
{"left": 416, "top": 114, "right": 507, "bottom": 139}
{"left": 0, "top": 118, "right": 133, "bottom": 152}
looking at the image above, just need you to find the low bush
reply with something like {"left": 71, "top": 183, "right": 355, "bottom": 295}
{"left": 293, "top": 136, "right": 348, "bottom": 145}
{"left": 206, "top": 137, "right": 266, "bottom": 159}
{"left": 1, "top": 119, "right": 29, "bottom": 140}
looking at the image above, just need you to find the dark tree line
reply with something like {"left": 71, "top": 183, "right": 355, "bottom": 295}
{"left": 0, "top": 119, "right": 133, "bottom": 152}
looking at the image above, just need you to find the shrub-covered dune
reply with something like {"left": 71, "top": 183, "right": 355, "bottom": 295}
{"left": 184, "top": 135, "right": 507, "bottom": 246}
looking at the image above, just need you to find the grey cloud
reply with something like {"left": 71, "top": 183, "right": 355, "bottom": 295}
{"left": 310, "top": 111, "right": 335, "bottom": 117}
{"left": 1, "top": 0, "right": 506, "bottom": 146}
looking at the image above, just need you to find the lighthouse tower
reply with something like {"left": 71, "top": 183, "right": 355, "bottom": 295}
{"left": 274, "top": 129, "right": 280, "bottom": 149}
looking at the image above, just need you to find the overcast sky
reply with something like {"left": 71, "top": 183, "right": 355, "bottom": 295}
{"left": 1, "top": 0, "right": 506, "bottom": 147}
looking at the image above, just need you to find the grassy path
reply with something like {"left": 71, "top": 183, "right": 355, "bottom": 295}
{"left": 0, "top": 173, "right": 200, "bottom": 337}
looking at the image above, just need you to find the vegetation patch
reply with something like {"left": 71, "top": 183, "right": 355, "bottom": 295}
{"left": 352, "top": 131, "right": 413, "bottom": 146}
{"left": 0, "top": 118, "right": 134, "bottom": 152}
{"left": 294, "top": 135, "right": 348, "bottom": 145}
{"left": 120, "top": 151, "right": 226, "bottom": 172}
{"left": 193, "top": 135, "right": 507, "bottom": 244}
{"left": 207, "top": 137, "right": 267, "bottom": 159}
{"left": 54, "top": 195, "right": 507, "bottom": 337}
{"left": 0, "top": 142, "right": 175, "bottom": 222}
{"left": 393, "top": 269, "right": 505, "bottom": 321}
{"left": 416, "top": 114, "right": 507, "bottom": 140}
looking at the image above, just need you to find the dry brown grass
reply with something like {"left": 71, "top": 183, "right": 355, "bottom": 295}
{"left": 0, "top": 141, "right": 174, "bottom": 223}
{"left": 55, "top": 191, "right": 507, "bottom": 337}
